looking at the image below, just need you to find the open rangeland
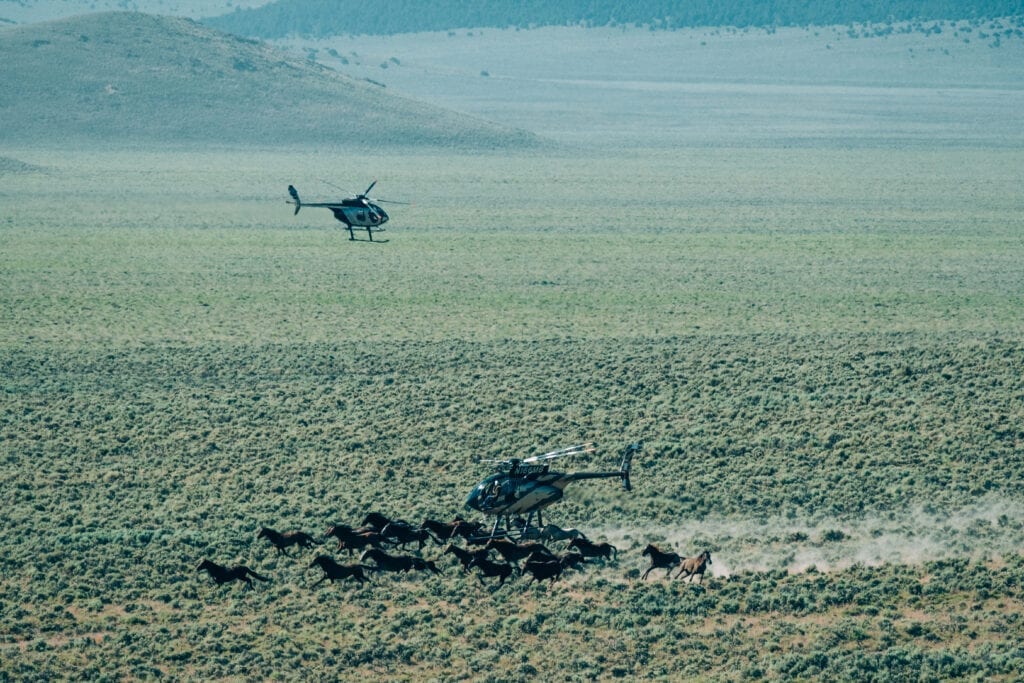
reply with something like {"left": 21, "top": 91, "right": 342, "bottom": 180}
{"left": 2, "top": 142, "right": 1022, "bottom": 680}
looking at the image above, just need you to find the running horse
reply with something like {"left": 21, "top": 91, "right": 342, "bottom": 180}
{"left": 676, "top": 550, "right": 713, "bottom": 583}
{"left": 309, "top": 556, "right": 372, "bottom": 587}
{"left": 257, "top": 527, "right": 316, "bottom": 556}
{"left": 359, "top": 548, "right": 442, "bottom": 575}
{"left": 640, "top": 544, "right": 682, "bottom": 580}
{"left": 197, "top": 559, "right": 269, "bottom": 589}
{"left": 567, "top": 537, "right": 617, "bottom": 561}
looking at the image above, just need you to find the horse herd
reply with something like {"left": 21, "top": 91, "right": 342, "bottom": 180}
{"left": 197, "top": 513, "right": 712, "bottom": 591}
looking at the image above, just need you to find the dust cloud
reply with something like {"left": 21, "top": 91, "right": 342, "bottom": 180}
{"left": 601, "top": 495, "right": 1024, "bottom": 577}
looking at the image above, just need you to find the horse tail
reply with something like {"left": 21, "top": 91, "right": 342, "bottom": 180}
{"left": 246, "top": 568, "right": 270, "bottom": 582}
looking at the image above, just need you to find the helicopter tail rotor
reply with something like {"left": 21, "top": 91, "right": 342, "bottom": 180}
{"left": 287, "top": 185, "right": 301, "bottom": 215}
{"left": 619, "top": 442, "right": 641, "bottom": 492}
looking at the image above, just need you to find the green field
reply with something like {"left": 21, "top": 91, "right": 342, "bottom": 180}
{"left": 3, "top": 141, "right": 1023, "bottom": 680}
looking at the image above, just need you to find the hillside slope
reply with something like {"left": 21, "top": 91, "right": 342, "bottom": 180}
{"left": 205, "top": 0, "right": 1024, "bottom": 38}
{"left": 0, "top": 12, "right": 539, "bottom": 148}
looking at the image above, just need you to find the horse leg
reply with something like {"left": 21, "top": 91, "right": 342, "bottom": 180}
{"left": 641, "top": 566, "right": 652, "bottom": 580}
{"left": 310, "top": 575, "right": 326, "bottom": 588}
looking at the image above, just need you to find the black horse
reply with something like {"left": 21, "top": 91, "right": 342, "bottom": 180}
{"left": 380, "top": 522, "right": 435, "bottom": 550}
{"left": 641, "top": 544, "right": 682, "bottom": 580}
{"left": 360, "top": 548, "right": 442, "bottom": 575}
{"left": 522, "top": 557, "right": 563, "bottom": 585}
{"left": 470, "top": 557, "right": 515, "bottom": 587}
{"left": 567, "top": 537, "right": 617, "bottom": 561}
{"left": 309, "top": 555, "right": 371, "bottom": 587}
{"left": 197, "top": 559, "right": 269, "bottom": 589}
{"left": 257, "top": 527, "right": 316, "bottom": 556}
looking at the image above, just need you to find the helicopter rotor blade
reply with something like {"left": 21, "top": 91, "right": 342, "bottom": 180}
{"left": 522, "top": 442, "right": 596, "bottom": 464}
{"left": 318, "top": 179, "right": 352, "bottom": 195}
{"left": 363, "top": 180, "right": 377, "bottom": 197}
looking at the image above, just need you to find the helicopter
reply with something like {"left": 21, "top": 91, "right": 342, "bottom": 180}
{"left": 464, "top": 442, "right": 641, "bottom": 539}
{"left": 286, "top": 181, "right": 405, "bottom": 242}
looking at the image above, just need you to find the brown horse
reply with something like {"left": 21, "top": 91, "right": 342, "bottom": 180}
{"left": 568, "top": 537, "right": 617, "bottom": 561}
{"left": 676, "top": 550, "right": 712, "bottom": 583}
{"left": 360, "top": 548, "right": 442, "bottom": 575}
{"left": 309, "top": 555, "right": 371, "bottom": 587}
{"left": 640, "top": 544, "right": 681, "bottom": 580}
{"left": 197, "top": 559, "right": 269, "bottom": 589}
{"left": 257, "top": 527, "right": 316, "bottom": 556}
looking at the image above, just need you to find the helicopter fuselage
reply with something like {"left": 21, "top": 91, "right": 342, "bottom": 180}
{"left": 465, "top": 467, "right": 624, "bottom": 518}
{"left": 463, "top": 443, "right": 638, "bottom": 538}
{"left": 328, "top": 199, "right": 389, "bottom": 229}
{"left": 287, "top": 184, "right": 391, "bottom": 241}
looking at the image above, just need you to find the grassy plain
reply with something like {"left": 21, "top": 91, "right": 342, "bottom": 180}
{"left": 2, "top": 142, "right": 1023, "bottom": 680}
{"left": 3, "top": 15, "right": 1024, "bottom": 682}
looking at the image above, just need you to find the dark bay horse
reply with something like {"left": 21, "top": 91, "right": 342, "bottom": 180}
{"left": 362, "top": 512, "right": 401, "bottom": 531}
{"left": 522, "top": 557, "right": 563, "bottom": 585}
{"left": 380, "top": 522, "right": 435, "bottom": 550}
{"left": 443, "top": 543, "right": 488, "bottom": 572}
{"left": 197, "top": 559, "right": 269, "bottom": 589}
{"left": 360, "top": 548, "right": 442, "bottom": 575}
{"left": 676, "top": 550, "right": 713, "bottom": 583}
{"left": 641, "top": 544, "right": 682, "bottom": 580}
{"left": 470, "top": 557, "right": 515, "bottom": 587}
{"left": 325, "top": 525, "right": 385, "bottom": 555}
{"left": 257, "top": 527, "right": 316, "bottom": 556}
{"left": 484, "top": 538, "right": 555, "bottom": 566}
{"left": 567, "top": 537, "right": 617, "bottom": 561}
{"left": 309, "top": 555, "right": 371, "bottom": 587}
{"left": 421, "top": 518, "right": 484, "bottom": 543}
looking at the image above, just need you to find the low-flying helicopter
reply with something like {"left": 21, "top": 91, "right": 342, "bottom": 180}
{"left": 465, "top": 442, "right": 640, "bottom": 539}
{"left": 286, "top": 181, "right": 404, "bottom": 242}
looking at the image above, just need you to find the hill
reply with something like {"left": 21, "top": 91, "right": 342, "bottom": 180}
{"left": 0, "top": 0, "right": 270, "bottom": 25}
{"left": 205, "top": 0, "right": 1024, "bottom": 38}
{"left": 0, "top": 12, "right": 540, "bottom": 148}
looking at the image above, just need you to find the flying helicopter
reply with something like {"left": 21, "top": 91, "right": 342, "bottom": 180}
{"left": 465, "top": 442, "right": 641, "bottom": 539}
{"left": 286, "top": 181, "right": 405, "bottom": 242}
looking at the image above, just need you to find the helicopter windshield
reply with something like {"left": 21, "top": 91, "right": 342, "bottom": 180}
{"left": 465, "top": 473, "right": 505, "bottom": 512}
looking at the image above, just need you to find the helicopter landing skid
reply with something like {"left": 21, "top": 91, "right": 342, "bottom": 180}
{"left": 469, "top": 513, "right": 543, "bottom": 542}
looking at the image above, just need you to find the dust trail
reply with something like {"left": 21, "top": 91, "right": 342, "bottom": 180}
{"left": 598, "top": 495, "right": 1024, "bottom": 577}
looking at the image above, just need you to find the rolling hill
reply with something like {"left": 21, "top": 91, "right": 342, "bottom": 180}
{"left": 205, "top": 0, "right": 1024, "bottom": 38}
{"left": 0, "top": 11, "right": 540, "bottom": 148}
